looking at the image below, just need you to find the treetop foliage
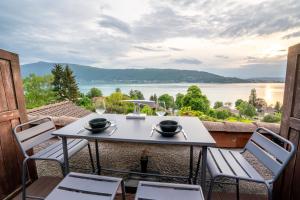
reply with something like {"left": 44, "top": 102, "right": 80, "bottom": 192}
{"left": 51, "top": 64, "right": 79, "bottom": 102}
{"left": 87, "top": 87, "right": 103, "bottom": 98}
{"left": 23, "top": 74, "right": 56, "bottom": 109}
{"left": 129, "top": 89, "right": 145, "bottom": 100}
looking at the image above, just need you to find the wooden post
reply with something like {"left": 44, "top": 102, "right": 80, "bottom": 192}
{"left": 0, "top": 49, "right": 37, "bottom": 199}
{"left": 274, "top": 43, "right": 300, "bottom": 199}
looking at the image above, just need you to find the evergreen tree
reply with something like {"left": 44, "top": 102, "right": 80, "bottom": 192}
{"left": 63, "top": 65, "right": 79, "bottom": 102}
{"left": 274, "top": 101, "right": 282, "bottom": 112}
{"left": 51, "top": 64, "right": 65, "bottom": 100}
{"left": 248, "top": 88, "right": 257, "bottom": 107}
{"left": 150, "top": 94, "right": 157, "bottom": 102}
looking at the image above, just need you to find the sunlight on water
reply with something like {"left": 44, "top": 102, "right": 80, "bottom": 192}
{"left": 264, "top": 84, "right": 273, "bottom": 104}
{"left": 79, "top": 83, "right": 285, "bottom": 106}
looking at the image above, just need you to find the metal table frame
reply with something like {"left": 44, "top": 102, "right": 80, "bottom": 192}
{"left": 54, "top": 114, "right": 215, "bottom": 190}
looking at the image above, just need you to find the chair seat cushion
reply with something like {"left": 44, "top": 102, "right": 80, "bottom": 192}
{"left": 207, "top": 147, "right": 265, "bottom": 182}
{"left": 135, "top": 181, "right": 204, "bottom": 200}
{"left": 45, "top": 172, "right": 122, "bottom": 200}
{"left": 32, "top": 139, "right": 89, "bottom": 163}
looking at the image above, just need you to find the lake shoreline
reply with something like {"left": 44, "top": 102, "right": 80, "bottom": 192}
{"left": 78, "top": 83, "right": 285, "bottom": 106}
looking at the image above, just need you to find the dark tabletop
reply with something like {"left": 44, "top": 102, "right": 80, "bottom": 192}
{"left": 52, "top": 113, "right": 216, "bottom": 146}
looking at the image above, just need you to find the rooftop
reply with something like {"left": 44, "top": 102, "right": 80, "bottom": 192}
{"left": 27, "top": 101, "right": 92, "bottom": 118}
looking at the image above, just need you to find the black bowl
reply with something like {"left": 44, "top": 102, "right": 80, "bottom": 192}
{"left": 155, "top": 124, "right": 182, "bottom": 137}
{"left": 89, "top": 118, "right": 107, "bottom": 128}
{"left": 159, "top": 120, "right": 178, "bottom": 132}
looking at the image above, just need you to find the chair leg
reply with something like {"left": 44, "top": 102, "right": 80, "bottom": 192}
{"left": 87, "top": 143, "right": 95, "bottom": 173}
{"left": 207, "top": 178, "right": 215, "bottom": 200}
{"left": 267, "top": 184, "right": 273, "bottom": 200}
{"left": 236, "top": 179, "right": 240, "bottom": 200}
{"left": 22, "top": 158, "right": 29, "bottom": 200}
{"left": 121, "top": 180, "right": 126, "bottom": 200}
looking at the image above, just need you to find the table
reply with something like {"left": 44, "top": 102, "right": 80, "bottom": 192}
{"left": 52, "top": 113, "right": 216, "bottom": 190}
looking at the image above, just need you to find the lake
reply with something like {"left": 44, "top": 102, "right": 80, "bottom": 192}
{"left": 79, "top": 83, "right": 285, "bottom": 106}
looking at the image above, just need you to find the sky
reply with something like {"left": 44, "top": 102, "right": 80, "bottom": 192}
{"left": 0, "top": 0, "right": 300, "bottom": 78}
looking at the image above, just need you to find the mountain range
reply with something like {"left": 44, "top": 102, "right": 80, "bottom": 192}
{"left": 21, "top": 61, "right": 283, "bottom": 83}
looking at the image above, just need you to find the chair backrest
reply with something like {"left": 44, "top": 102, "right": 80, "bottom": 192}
{"left": 13, "top": 117, "right": 56, "bottom": 156}
{"left": 245, "top": 127, "right": 295, "bottom": 181}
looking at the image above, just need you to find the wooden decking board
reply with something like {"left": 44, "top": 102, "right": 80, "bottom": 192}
{"left": 12, "top": 176, "right": 62, "bottom": 200}
{"left": 11, "top": 176, "right": 266, "bottom": 200}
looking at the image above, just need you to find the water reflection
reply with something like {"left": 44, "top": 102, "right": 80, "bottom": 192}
{"left": 79, "top": 83, "right": 285, "bottom": 106}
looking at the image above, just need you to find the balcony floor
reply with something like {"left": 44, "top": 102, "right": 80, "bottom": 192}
{"left": 13, "top": 176, "right": 266, "bottom": 200}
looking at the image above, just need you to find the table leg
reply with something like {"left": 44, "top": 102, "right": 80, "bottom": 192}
{"left": 189, "top": 146, "right": 194, "bottom": 184}
{"left": 62, "top": 137, "right": 69, "bottom": 175}
{"left": 201, "top": 146, "right": 207, "bottom": 191}
{"left": 95, "top": 140, "right": 101, "bottom": 175}
{"left": 193, "top": 149, "right": 202, "bottom": 184}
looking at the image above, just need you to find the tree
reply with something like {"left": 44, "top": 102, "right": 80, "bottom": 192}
{"left": 76, "top": 93, "right": 94, "bottom": 111}
{"left": 248, "top": 88, "right": 257, "bottom": 107}
{"left": 63, "top": 65, "right": 79, "bottom": 102}
{"left": 23, "top": 74, "right": 57, "bottom": 109}
{"left": 235, "top": 99, "right": 244, "bottom": 108}
{"left": 115, "top": 88, "right": 121, "bottom": 93}
{"left": 87, "top": 87, "right": 102, "bottom": 98}
{"left": 51, "top": 64, "right": 65, "bottom": 100}
{"left": 158, "top": 94, "right": 174, "bottom": 109}
{"left": 224, "top": 102, "right": 232, "bottom": 107}
{"left": 175, "top": 93, "right": 184, "bottom": 109}
{"left": 274, "top": 101, "right": 282, "bottom": 112}
{"left": 150, "top": 94, "right": 157, "bottom": 102}
{"left": 141, "top": 105, "right": 154, "bottom": 115}
{"left": 106, "top": 91, "right": 134, "bottom": 114}
{"left": 182, "top": 85, "right": 210, "bottom": 113}
{"left": 237, "top": 101, "right": 256, "bottom": 118}
{"left": 215, "top": 109, "right": 231, "bottom": 120}
{"left": 262, "top": 113, "right": 281, "bottom": 123}
{"left": 51, "top": 64, "right": 80, "bottom": 102}
{"left": 213, "top": 101, "right": 223, "bottom": 109}
{"left": 129, "top": 89, "right": 144, "bottom": 100}
{"left": 255, "top": 98, "right": 267, "bottom": 112}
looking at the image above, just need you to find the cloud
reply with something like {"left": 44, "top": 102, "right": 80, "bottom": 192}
{"left": 173, "top": 58, "right": 202, "bottom": 65}
{"left": 98, "top": 15, "right": 131, "bottom": 34}
{"left": 169, "top": 47, "right": 183, "bottom": 51}
{"left": 131, "top": 7, "right": 210, "bottom": 42}
{"left": 0, "top": 0, "right": 297, "bottom": 79}
{"left": 215, "top": 55, "right": 229, "bottom": 59}
{"left": 133, "top": 45, "right": 164, "bottom": 52}
{"left": 218, "top": 0, "right": 300, "bottom": 37}
{"left": 282, "top": 31, "right": 300, "bottom": 39}
{"left": 245, "top": 55, "right": 286, "bottom": 64}
{"left": 202, "top": 62, "right": 286, "bottom": 78}
{"left": 165, "top": 0, "right": 196, "bottom": 6}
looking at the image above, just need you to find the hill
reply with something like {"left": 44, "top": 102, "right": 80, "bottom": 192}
{"left": 21, "top": 61, "right": 249, "bottom": 83}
